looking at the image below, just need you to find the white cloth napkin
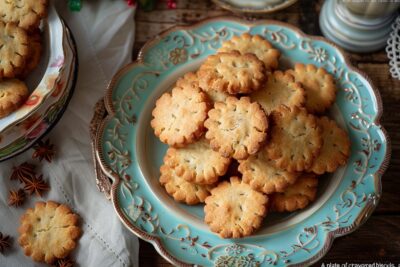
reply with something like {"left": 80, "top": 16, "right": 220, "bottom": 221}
{"left": 0, "top": 1, "right": 139, "bottom": 266}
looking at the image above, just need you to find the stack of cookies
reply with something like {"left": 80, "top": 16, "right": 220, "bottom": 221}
{"left": 151, "top": 33, "right": 351, "bottom": 239}
{"left": 0, "top": 0, "right": 48, "bottom": 118}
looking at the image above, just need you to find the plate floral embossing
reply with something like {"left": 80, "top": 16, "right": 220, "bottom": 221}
{"left": 95, "top": 18, "right": 390, "bottom": 266}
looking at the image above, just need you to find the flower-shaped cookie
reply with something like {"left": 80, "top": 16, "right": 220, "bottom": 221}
{"left": 164, "top": 138, "right": 231, "bottom": 185}
{"left": 197, "top": 51, "right": 266, "bottom": 95}
{"left": 0, "top": 0, "right": 48, "bottom": 30}
{"left": 310, "top": 116, "right": 351, "bottom": 174}
{"left": 266, "top": 106, "right": 322, "bottom": 172}
{"left": 218, "top": 33, "right": 280, "bottom": 71}
{"left": 160, "top": 164, "right": 214, "bottom": 205}
{"left": 151, "top": 81, "right": 209, "bottom": 147}
{"left": 0, "top": 22, "right": 29, "bottom": 79}
{"left": 287, "top": 63, "right": 336, "bottom": 114}
{"left": 239, "top": 149, "right": 300, "bottom": 194}
{"left": 18, "top": 201, "right": 81, "bottom": 264}
{"left": 204, "top": 177, "right": 268, "bottom": 238}
{"left": 205, "top": 96, "right": 268, "bottom": 160}
{"left": 270, "top": 173, "right": 318, "bottom": 212}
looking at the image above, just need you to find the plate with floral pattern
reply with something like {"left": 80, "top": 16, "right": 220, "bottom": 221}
{"left": 0, "top": 4, "right": 66, "bottom": 134}
{"left": 0, "top": 25, "right": 77, "bottom": 161}
{"left": 95, "top": 17, "right": 390, "bottom": 266}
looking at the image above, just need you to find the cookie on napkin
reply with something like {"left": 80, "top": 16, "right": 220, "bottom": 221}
{"left": 18, "top": 201, "right": 81, "bottom": 264}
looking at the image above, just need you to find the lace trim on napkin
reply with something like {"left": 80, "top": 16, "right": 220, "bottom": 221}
{"left": 386, "top": 16, "right": 400, "bottom": 80}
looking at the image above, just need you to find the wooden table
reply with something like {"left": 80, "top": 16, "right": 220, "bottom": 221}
{"left": 133, "top": 0, "right": 400, "bottom": 265}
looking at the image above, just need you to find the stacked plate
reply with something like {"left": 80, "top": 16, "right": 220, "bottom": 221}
{"left": 0, "top": 5, "right": 77, "bottom": 161}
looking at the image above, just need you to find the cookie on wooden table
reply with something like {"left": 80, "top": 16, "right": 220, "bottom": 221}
{"left": 0, "top": 0, "right": 48, "bottom": 31}
{"left": 204, "top": 177, "right": 268, "bottom": 238}
{"left": 205, "top": 96, "right": 268, "bottom": 160}
{"left": 151, "top": 81, "right": 209, "bottom": 147}
{"left": 287, "top": 63, "right": 336, "bottom": 114}
{"left": 177, "top": 71, "right": 229, "bottom": 104}
{"left": 197, "top": 51, "right": 266, "bottom": 95}
{"left": 250, "top": 71, "right": 305, "bottom": 115}
{"left": 266, "top": 106, "right": 322, "bottom": 172}
{"left": 18, "top": 201, "right": 81, "bottom": 264}
{"left": 0, "top": 21, "right": 29, "bottom": 79}
{"left": 164, "top": 138, "right": 231, "bottom": 185}
{"left": 160, "top": 164, "right": 214, "bottom": 205}
{"left": 218, "top": 33, "right": 280, "bottom": 72}
{"left": 238, "top": 149, "right": 300, "bottom": 194}
{"left": 270, "top": 173, "right": 318, "bottom": 212}
{"left": 0, "top": 79, "right": 29, "bottom": 118}
{"left": 310, "top": 116, "right": 351, "bottom": 174}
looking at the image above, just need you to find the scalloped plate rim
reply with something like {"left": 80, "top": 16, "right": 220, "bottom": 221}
{"left": 0, "top": 4, "right": 66, "bottom": 134}
{"left": 211, "top": 0, "right": 298, "bottom": 14}
{"left": 95, "top": 16, "right": 391, "bottom": 267}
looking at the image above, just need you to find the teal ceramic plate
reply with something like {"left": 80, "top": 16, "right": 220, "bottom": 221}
{"left": 95, "top": 18, "right": 390, "bottom": 266}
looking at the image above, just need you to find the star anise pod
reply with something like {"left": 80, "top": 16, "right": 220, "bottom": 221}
{"left": 0, "top": 232, "right": 11, "bottom": 253}
{"left": 8, "top": 189, "right": 26, "bottom": 207}
{"left": 9, "top": 162, "right": 36, "bottom": 183}
{"left": 23, "top": 175, "right": 50, "bottom": 197}
{"left": 32, "top": 139, "right": 55, "bottom": 163}
{"left": 53, "top": 257, "right": 74, "bottom": 267}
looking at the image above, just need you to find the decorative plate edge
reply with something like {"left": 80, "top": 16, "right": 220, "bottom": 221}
{"left": 94, "top": 16, "right": 391, "bottom": 267}
{"left": 211, "top": 0, "right": 298, "bottom": 15}
{"left": 0, "top": 4, "right": 67, "bottom": 134}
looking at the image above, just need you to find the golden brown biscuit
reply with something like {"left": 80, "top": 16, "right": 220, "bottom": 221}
{"left": 18, "top": 201, "right": 81, "bottom": 264}
{"left": 177, "top": 71, "right": 229, "bottom": 103}
{"left": 310, "top": 117, "right": 351, "bottom": 174}
{"left": 0, "top": 79, "right": 29, "bottom": 118}
{"left": 250, "top": 71, "right": 305, "bottom": 115}
{"left": 205, "top": 96, "right": 268, "bottom": 160}
{"left": 151, "top": 82, "right": 209, "bottom": 147}
{"left": 0, "top": 21, "right": 29, "bottom": 79}
{"left": 0, "top": 0, "right": 48, "bottom": 31}
{"left": 238, "top": 149, "right": 300, "bottom": 194}
{"left": 164, "top": 138, "right": 231, "bottom": 185}
{"left": 204, "top": 177, "right": 268, "bottom": 238}
{"left": 159, "top": 164, "right": 214, "bottom": 205}
{"left": 266, "top": 106, "right": 322, "bottom": 172}
{"left": 197, "top": 51, "right": 266, "bottom": 95}
{"left": 22, "top": 31, "right": 42, "bottom": 77}
{"left": 287, "top": 63, "right": 336, "bottom": 114}
{"left": 270, "top": 173, "right": 318, "bottom": 212}
{"left": 218, "top": 33, "right": 280, "bottom": 71}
